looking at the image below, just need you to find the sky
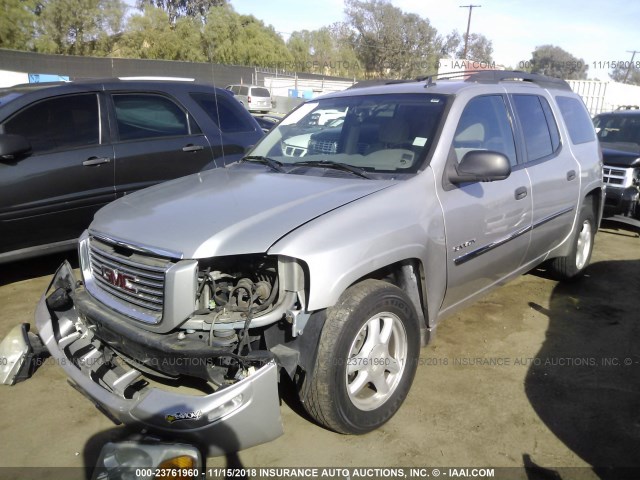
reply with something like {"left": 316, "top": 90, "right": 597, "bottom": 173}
{"left": 230, "top": 0, "right": 640, "bottom": 80}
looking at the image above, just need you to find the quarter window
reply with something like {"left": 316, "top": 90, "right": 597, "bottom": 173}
{"left": 453, "top": 95, "right": 518, "bottom": 166}
{"left": 556, "top": 96, "right": 597, "bottom": 144}
{"left": 3, "top": 94, "right": 99, "bottom": 154}
{"left": 191, "top": 92, "right": 256, "bottom": 133}
{"left": 112, "top": 94, "right": 190, "bottom": 141}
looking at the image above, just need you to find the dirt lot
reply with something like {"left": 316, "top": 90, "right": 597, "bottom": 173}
{"left": 0, "top": 221, "right": 639, "bottom": 479}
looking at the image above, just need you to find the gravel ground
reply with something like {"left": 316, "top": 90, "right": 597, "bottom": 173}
{"left": 0, "top": 220, "right": 638, "bottom": 480}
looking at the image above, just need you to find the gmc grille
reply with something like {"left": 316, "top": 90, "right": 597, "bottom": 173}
{"left": 88, "top": 237, "right": 173, "bottom": 319}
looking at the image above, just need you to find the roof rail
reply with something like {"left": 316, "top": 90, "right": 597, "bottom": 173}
{"left": 347, "top": 78, "right": 415, "bottom": 89}
{"left": 465, "top": 70, "right": 572, "bottom": 91}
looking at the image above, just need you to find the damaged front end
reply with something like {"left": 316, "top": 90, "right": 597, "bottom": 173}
{"left": 35, "top": 260, "right": 285, "bottom": 456}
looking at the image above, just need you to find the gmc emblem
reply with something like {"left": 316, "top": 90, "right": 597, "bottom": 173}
{"left": 101, "top": 266, "right": 138, "bottom": 293}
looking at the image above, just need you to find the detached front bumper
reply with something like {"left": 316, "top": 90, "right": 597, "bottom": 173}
{"left": 35, "top": 261, "right": 283, "bottom": 456}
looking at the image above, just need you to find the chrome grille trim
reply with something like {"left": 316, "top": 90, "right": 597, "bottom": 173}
{"left": 603, "top": 166, "right": 629, "bottom": 187}
{"left": 87, "top": 236, "right": 175, "bottom": 322}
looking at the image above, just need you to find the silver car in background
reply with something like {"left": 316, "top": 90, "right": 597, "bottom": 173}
{"left": 226, "top": 84, "right": 272, "bottom": 113}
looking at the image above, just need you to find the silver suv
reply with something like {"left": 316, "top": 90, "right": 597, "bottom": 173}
{"left": 32, "top": 71, "right": 603, "bottom": 454}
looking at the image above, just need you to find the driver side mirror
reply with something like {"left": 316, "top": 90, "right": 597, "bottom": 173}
{"left": 449, "top": 150, "right": 511, "bottom": 184}
{"left": 0, "top": 134, "right": 31, "bottom": 161}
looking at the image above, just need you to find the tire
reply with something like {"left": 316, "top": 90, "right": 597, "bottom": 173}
{"left": 549, "top": 201, "right": 596, "bottom": 281}
{"left": 302, "top": 279, "right": 420, "bottom": 434}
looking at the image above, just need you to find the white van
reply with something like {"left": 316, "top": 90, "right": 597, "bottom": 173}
{"left": 225, "top": 84, "right": 272, "bottom": 113}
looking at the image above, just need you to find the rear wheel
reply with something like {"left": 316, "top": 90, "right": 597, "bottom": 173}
{"left": 549, "top": 201, "right": 595, "bottom": 280}
{"left": 302, "top": 279, "right": 420, "bottom": 434}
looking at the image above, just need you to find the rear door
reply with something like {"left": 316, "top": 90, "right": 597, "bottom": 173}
{"left": 109, "top": 92, "right": 212, "bottom": 197}
{"left": 510, "top": 93, "right": 580, "bottom": 262}
{"left": 0, "top": 92, "right": 114, "bottom": 257}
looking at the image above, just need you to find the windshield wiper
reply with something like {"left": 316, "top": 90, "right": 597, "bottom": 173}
{"left": 241, "top": 155, "right": 285, "bottom": 173}
{"left": 291, "top": 160, "right": 372, "bottom": 179}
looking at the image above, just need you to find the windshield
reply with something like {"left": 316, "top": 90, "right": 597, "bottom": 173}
{"left": 250, "top": 93, "right": 447, "bottom": 174}
{"left": 593, "top": 114, "right": 640, "bottom": 147}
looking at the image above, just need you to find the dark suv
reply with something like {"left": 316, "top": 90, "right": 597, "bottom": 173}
{"left": 593, "top": 107, "right": 640, "bottom": 220}
{"left": 0, "top": 79, "right": 263, "bottom": 263}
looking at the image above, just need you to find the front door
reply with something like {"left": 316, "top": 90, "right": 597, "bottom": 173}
{"left": 440, "top": 94, "right": 532, "bottom": 312}
{"left": 0, "top": 93, "right": 114, "bottom": 257}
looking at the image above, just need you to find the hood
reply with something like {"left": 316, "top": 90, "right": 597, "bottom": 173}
{"left": 91, "top": 166, "right": 395, "bottom": 259}
{"left": 602, "top": 144, "right": 640, "bottom": 168}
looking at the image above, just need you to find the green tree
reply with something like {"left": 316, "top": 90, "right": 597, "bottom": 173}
{"left": 528, "top": 44, "right": 588, "bottom": 80}
{"left": 136, "top": 0, "right": 225, "bottom": 23}
{"left": 0, "top": 0, "right": 37, "bottom": 50}
{"left": 343, "top": 0, "right": 439, "bottom": 78}
{"left": 610, "top": 64, "right": 640, "bottom": 86}
{"left": 113, "top": 6, "right": 205, "bottom": 61}
{"left": 202, "top": 6, "right": 292, "bottom": 67}
{"left": 441, "top": 30, "right": 493, "bottom": 63}
{"left": 287, "top": 26, "right": 362, "bottom": 77}
{"left": 32, "top": 0, "right": 126, "bottom": 56}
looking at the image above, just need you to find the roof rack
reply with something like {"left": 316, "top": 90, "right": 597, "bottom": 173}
{"left": 348, "top": 69, "right": 572, "bottom": 91}
{"left": 615, "top": 105, "right": 640, "bottom": 110}
{"left": 464, "top": 70, "right": 572, "bottom": 91}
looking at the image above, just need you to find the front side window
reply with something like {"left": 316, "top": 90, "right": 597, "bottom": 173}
{"left": 3, "top": 94, "right": 99, "bottom": 154}
{"left": 112, "top": 94, "right": 190, "bottom": 141}
{"left": 251, "top": 93, "right": 447, "bottom": 174}
{"left": 512, "top": 95, "right": 558, "bottom": 162}
{"left": 452, "top": 95, "right": 518, "bottom": 166}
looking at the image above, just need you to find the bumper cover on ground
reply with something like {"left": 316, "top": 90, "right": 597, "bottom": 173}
{"left": 35, "top": 261, "right": 284, "bottom": 456}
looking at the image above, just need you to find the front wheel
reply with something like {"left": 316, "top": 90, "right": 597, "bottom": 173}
{"left": 549, "top": 201, "right": 595, "bottom": 281}
{"left": 302, "top": 279, "right": 420, "bottom": 434}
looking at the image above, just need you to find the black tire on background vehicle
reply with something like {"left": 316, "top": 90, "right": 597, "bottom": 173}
{"left": 549, "top": 200, "right": 596, "bottom": 281}
{"left": 302, "top": 279, "right": 420, "bottom": 434}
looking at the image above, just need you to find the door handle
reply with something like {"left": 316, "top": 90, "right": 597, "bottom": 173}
{"left": 83, "top": 157, "right": 111, "bottom": 166}
{"left": 514, "top": 186, "right": 528, "bottom": 200}
{"left": 182, "top": 144, "right": 204, "bottom": 152}
{"left": 567, "top": 170, "right": 576, "bottom": 181}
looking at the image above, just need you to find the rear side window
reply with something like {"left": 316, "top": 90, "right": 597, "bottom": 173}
{"left": 239, "top": 86, "right": 249, "bottom": 96}
{"left": 191, "top": 92, "right": 257, "bottom": 133}
{"left": 3, "top": 94, "right": 99, "bottom": 154}
{"left": 512, "top": 95, "right": 558, "bottom": 162}
{"left": 556, "top": 96, "right": 597, "bottom": 144}
{"left": 112, "top": 94, "right": 190, "bottom": 141}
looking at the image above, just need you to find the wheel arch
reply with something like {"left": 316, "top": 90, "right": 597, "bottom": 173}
{"left": 343, "top": 258, "right": 431, "bottom": 346}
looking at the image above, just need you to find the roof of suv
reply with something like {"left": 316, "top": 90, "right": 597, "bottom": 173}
{"left": 595, "top": 108, "right": 640, "bottom": 117}
{"left": 0, "top": 78, "right": 231, "bottom": 108}
{"left": 336, "top": 70, "right": 572, "bottom": 98}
